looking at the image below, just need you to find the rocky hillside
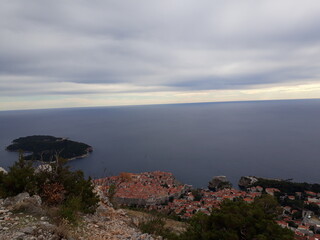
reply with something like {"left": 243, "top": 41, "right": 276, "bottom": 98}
{"left": 0, "top": 190, "right": 161, "bottom": 240}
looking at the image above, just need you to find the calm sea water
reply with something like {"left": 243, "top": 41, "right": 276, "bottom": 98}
{"left": 0, "top": 99, "right": 320, "bottom": 188}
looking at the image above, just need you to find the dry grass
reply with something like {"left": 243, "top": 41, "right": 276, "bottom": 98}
{"left": 87, "top": 235, "right": 110, "bottom": 240}
{"left": 124, "top": 209, "right": 187, "bottom": 234}
{"left": 12, "top": 201, "right": 45, "bottom": 216}
{"left": 51, "top": 218, "right": 83, "bottom": 240}
{"left": 41, "top": 183, "right": 65, "bottom": 205}
{"left": 52, "top": 219, "right": 73, "bottom": 239}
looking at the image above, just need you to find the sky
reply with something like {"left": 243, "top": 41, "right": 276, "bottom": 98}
{"left": 1, "top": 0, "right": 320, "bottom": 110}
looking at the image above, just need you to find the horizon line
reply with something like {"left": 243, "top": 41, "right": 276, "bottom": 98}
{"left": 1, "top": 97, "right": 320, "bottom": 112}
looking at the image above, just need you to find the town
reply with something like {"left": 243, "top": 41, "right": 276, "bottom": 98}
{"left": 93, "top": 171, "right": 320, "bottom": 240}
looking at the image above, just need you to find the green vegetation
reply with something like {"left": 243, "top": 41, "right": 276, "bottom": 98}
{"left": 137, "top": 195, "right": 294, "bottom": 240}
{"left": 139, "top": 217, "right": 179, "bottom": 240}
{"left": 6, "top": 135, "right": 92, "bottom": 162}
{"left": 0, "top": 153, "right": 37, "bottom": 197}
{"left": 176, "top": 195, "right": 293, "bottom": 240}
{"left": 304, "top": 203, "right": 320, "bottom": 215}
{"left": 191, "top": 189, "right": 203, "bottom": 201}
{"left": 0, "top": 154, "right": 99, "bottom": 224}
{"left": 255, "top": 178, "right": 320, "bottom": 216}
{"left": 254, "top": 178, "right": 320, "bottom": 194}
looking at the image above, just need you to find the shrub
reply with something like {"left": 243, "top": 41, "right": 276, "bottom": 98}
{"left": 35, "top": 156, "right": 99, "bottom": 215}
{"left": 178, "top": 195, "right": 294, "bottom": 240}
{"left": 0, "top": 154, "right": 99, "bottom": 223}
{"left": 139, "top": 217, "right": 179, "bottom": 240}
{"left": 0, "top": 153, "right": 37, "bottom": 197}
{"left": 59, "top": 196, "right": 82, "bottom": 224}
{"left": 41, "top": 182, "right": 65, "bottom": 205}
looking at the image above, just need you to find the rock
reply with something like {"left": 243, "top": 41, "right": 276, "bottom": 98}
{"left": 21, "top": 226, "right": 34, "bottom": 234}
{"left": 33, "top": 195, "right": 42, "bottom": 206}
{"left": 37, "top": 235, "right": 45, "bottom": 240}
{"left": 13, "top": 231, "right": 25, "bottom": 238}
{"left": 0, "top": 167, "right": 7, "bottom": 174}
{"left": 3, "top": 192, "right": 30, "bottom": 208}
{"left": 238, "top": 176, "right": 258, "bottom": 190}
{"left": 95, "top": 203, "right": 109, "bottom": 217}
{"left": 38, "top": 222, "right": 55, "bottom": 230}
{"left": 26, "top": 195, "right": 42, "bottom": 206}
{"left": 208, "top": 176, "right": 232, "bottom": 191}
{"left": 116, "top": 209, "right": 127, "bottom": 216}
{"left": 4, "top": 193, "right": 42, "bottom": 213}
{"left": 35, "top": 164, "right": 52, "bottom": 173}
{"left": 94, "top": 186, "right": 113, "bottom": 207}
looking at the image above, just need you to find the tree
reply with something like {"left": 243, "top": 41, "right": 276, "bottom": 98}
{"left": 0, "top": 153, "right": 37, "bottom": 197}
{"left": 35, "top": 155, "right": 99, "bottom": 214}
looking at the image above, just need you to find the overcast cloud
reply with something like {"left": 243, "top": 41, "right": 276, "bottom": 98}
{"left": 1, "top": 0, "right": 320, "bottom": 110}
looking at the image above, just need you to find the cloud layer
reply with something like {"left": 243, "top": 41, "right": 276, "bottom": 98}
{"left": 1, "top": 0, "right": 320, "bottom": 110}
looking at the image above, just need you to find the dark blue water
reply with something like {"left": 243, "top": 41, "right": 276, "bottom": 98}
{"left": 0, "top": 99, "right": 320, "bottom": 187}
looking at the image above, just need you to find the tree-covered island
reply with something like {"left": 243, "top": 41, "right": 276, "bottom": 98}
{"left": 6, "top": 135, "right": 93, "bottom": 162}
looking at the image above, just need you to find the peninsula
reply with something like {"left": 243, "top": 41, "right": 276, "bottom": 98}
{"left": 6, "top": 135, "right": 93, "bottom": 162}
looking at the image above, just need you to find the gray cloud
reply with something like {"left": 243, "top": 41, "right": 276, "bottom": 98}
{"left": 1, "top": 0, "right": 320, "bottom": 102}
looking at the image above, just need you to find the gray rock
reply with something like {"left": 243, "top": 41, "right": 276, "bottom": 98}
{"left": 23, "top": 195, "right": 42, "bottom": 207}
{"left": 4, "top": 193, "right": 42, "bottom": 213}
{"left": 0, "top": 167, "right": 7, "bottom": 174}
{"left": 0, "top": 209, "right": 9, "bottom": 214}
{"left": 95, "top": 204, "right": 109, "bottom": 217}
{"left": 13, "top": 231, "right": 25, "bottom": 238}
{"left": 38, "top": 222, "right": 55, "bottom": 230}
{"left": 238, "top": 176, "right": 258, "bottom": 190}
{"left": 31, "top": 195, "right": 42, "bottom": 206}
{"left": 21, "top": 226, "right": 34, "bottom": 234}
{"left": 208, "top": 176, "right": 232, "bottom": 191}
{"left": 35, "top": 164, "right": 52, "bottom": 173}
{"left": 3, "top": 192, "right": 30, "bottom": 207}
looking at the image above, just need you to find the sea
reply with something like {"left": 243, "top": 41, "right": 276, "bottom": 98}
{"left": 0, "top": 99, "right": 320, "bottom": 188}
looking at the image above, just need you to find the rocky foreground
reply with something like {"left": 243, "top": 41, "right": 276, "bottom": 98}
{"left": 0, "top": 191, "right": 161, "bottom": 240}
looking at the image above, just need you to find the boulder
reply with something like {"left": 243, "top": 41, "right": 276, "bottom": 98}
{"left": 0, "top": 167, "right": 7, "bottom": 174}
{"left": 35, "top": 164, "right": 52, "bottom": 173}
{"left": 95, "top": 203, "right": 110, "bottom": 218}
{"left": 3, "top": 192, "right": 30, "bottom": 207}
{"left": 3, "top": 193, "right": 42, "bottom": 212}
{"left": 238, "top": 176, "right": 258, "bottom": 190}
{"left": 208, "top": 176, "right": 232, "bottom": 192}
{"left": 24, "top": 195, "right": 42, "bottom": 207}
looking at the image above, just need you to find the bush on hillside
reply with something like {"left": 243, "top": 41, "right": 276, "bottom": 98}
{"left": 0, "top": 153, "right": 38, "bottom": 196}
{"left": 178, "top": 195, "right": 294, "bottom": 240}
{"left": 0, "top": 154, "right": 99, "bottom": 223}
{"left": 139, "top": 217, "right": 179, "bottom": 240}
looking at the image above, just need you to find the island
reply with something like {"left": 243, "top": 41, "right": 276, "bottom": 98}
{"left": 6, "top": 135, "right": 93, "bottom": 162}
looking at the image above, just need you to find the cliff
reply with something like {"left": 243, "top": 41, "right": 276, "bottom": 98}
{"left": 238, "top": 176, "right": 259, "bottom": 190}
{"left": 208, "top": 176, "right": 232, "bottom": 191}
